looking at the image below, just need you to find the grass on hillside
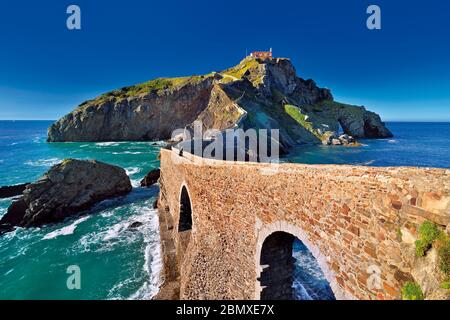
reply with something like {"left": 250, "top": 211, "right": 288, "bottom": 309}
{"left": 284, "top": 104, "right": 323, "bottom": 139}
{"left": 222, "top": 57, "right": 260, "bottom": 80}
{"left": 78, "top": 75, "right": 210, "bottom": 108}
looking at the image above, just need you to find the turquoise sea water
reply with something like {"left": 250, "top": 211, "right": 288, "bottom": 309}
{"left": 0, "top": 121, "right": 449, "bottom": 300}
{"left": 0, "top": 121, "right": 162, "bottom": 299}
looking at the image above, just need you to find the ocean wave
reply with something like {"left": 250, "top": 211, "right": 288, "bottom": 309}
{"left": 43, "top": 216, "right": 91, "bottom": 240}
{"left": 131, "top": 179, "right": 141, "bottom": 188}
{"left": 107, "top": 278, "right": 136, "bottom": 300}
{"left": 125, "top": 167, "right": 142, "bottom": 187}
{"left": 0, "top": 198, "right": 12, "bottom": 204}
{"left": 293, "top": 281, "right": 313, "bottom": 300}
{"left": 32, "top": 135, "right": 45, "bottom": 144}
{"left": 89, "top": 187, "right": 157, "bottom": 212}
{"left": 293, "top": 251, "right": 327, "bottom": 280}
{"left": 3, "top": 268, "right": 14, "bottom": 276}
{"left": 0, "top": 227, "right": 42, "bottom": 259}
{"left": 95, "top": 142, "right": 120, "bottom": 147}
{"left": 388, "top": 139, "right": 399, "bottom": 144}
{"left": 127, "top": 207, "right": 162, "bottom": 300}
{"left": 112, "top": 151, "right": 144, "bottom": 155}
{"left": 100, "top": 211, "right": 114, "bottom": 218}
{"left": 73, "top": 202, "right": 162, "bottom": 300}
{"left": 102, "top": 221, "right": 128, "bottom": 242}
{"left": 358, "top": 160, "right": 375, "bottom": 165}
{"left": 0, "top": 198, "right": 12, "bottom": 219}
{"left": 125, "top": 167, "right": 141, "bottom": 176}
{"left": 133, "top": 180, "right": 143, "bottom": 188}
{"left": 76, "top": 203, "right": 154, "bottom": 253}
{"left": 25, "top": 158, "right": 61, "bottom": 167}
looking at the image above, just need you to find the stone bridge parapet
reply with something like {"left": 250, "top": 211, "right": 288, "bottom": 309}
{"left": 155, "top": 148, "right": 450, "bottom": 300}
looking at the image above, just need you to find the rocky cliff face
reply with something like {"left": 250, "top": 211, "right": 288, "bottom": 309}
{"left": 0, "top": 159, "right": 131, "bottom": 233}
{"left": 48, "top": 57, "right": 392, "bottom": 146}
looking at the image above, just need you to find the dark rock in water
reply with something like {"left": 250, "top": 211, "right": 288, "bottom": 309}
{"left": 1, "top": 198, "right": 28, "bottom": 226}
{"left": 140, "top": 168, "right": 160, "bottom": 187}
{"left": 336, "top": 106, "right": 393, "bottom": 138}
{"left": 0, "top": 199, "right": 28, "bottom": 234}
{"left": 0, "top": 183, "right": 30, "bottom": 199}
{"left": 128, "top": 221, "right": 143, "bottom": 229}
{"left": 0, "top": 159, "right": 132, "bottom": 233}
{"left": 153, "top": 199, "right": 158, "bottom": 209}
{"left": 0, "top": 224, "right": 13, "bottom": 234}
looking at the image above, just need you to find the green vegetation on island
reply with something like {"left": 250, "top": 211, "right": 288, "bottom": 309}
{"left": 79, "top": 75, "right": 211, "bottom": 108}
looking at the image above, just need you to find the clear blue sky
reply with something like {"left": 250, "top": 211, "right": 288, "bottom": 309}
{"left": 0, "top": 0, "right": 449, "bottom": 121}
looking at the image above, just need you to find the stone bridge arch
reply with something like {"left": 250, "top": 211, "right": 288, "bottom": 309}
{"left": 178, "top": 184, "right": 193, "bottom": 232}
{"left": 255, "top": 221, "right": 349, "bottom": 300}
{"left": 176, "top": 182, "right": 194, "bottom": 262}
{"left": 156, "top": 148, "right": 450, "bottom": 300}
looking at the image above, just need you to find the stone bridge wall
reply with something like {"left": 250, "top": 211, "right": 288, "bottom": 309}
{"left": 157, "top": 148, "right": 449, "bottom": 300}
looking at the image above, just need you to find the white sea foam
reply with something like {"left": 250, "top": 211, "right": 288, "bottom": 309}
{"left": 125, "top": 167, "right": 141, "bottom": 176}
{"left": 25, "top": 158, "right": 61, "bottom": 167}
{"left": 78, "top": 204, "right": 147, "bottom": 252}
{"left": 388, "top": 139, "right": 399, "bottom": 144}
{"left": 102, "top": 222, "right": 128, "bottom": 241}
{"left": 293, "top": 281, "right": 313, "bottom": 300}
{"left": 126, "top": 167, "right": 142, "bottom": 187}
{"left": 294, "top": 253, "right": 326, "bottom": 280}
{"left": 112, "top": 151, "right": 144, "bottom": 155}
{"left": 43, "top": 216, "right": 91, "bottom": 240}
{"left": 95, "top": 142, "right": 120, "bottom": 147}
{"left": 66, "top": 191, "right": 161, "bottom": 299}
{"left": 32, "top": 136, "right": 44, "bottom": 144}
{"left": 100, "top": 211, "right": 115, "bottom": 218}
{"left": 360, "top": 160, "right": 375, "bottom": 165}
{"left": 91, "top": 204, "right": 162, "bottom": 300}
{"left": 131, "top": 179, "right": 141, "bottom": 188}
{"left": 4, "top": 268, "right": 14, "bottom": 276}
{"left": 0, "top": 198, "right": 12, "bottom": 204}
{"left": 128, "top": 207, "right": 162, "bottom": 300}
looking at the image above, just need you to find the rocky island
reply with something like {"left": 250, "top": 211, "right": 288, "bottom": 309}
{"left": 47, "top": 56, "right": 392, "bottom": 148}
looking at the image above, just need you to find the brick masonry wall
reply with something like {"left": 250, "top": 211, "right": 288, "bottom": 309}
{"left": 158, "top": 149, "right": 450, "bottom": 300}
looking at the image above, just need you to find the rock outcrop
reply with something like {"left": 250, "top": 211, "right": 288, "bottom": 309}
{"left": 0, "top": 183, "right": 29, "bottom": 199}
{"left": 48, "top": 57, "right": 392, "bottom": 147}
{"left": 322, "top": 133, "right": 361, "bottom": 146}
{"left": 0, "top": 159, "right": 131, "bottom": 233}
{"left": 140, "top": 168, "right": 161, "bottom": 187}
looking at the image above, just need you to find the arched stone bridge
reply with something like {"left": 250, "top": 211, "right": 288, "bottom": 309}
{"left": 155, "top": 148, "right": 449, "bottom": 300}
